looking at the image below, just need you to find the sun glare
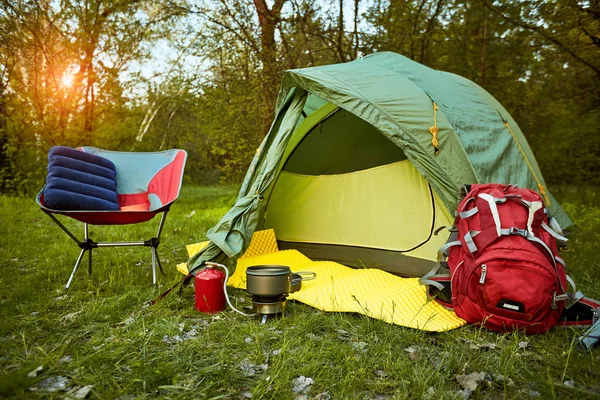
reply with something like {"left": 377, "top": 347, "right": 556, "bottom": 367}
{"left": 61, "top": 73, "right": 74, "bottom": 88}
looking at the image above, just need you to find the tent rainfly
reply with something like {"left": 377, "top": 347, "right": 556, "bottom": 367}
{"left": 188, "top": 51, "right": 572, "bottom": 277}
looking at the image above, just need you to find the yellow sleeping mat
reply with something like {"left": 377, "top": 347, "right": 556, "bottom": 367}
{"left": 179, "top": 230, "right": 466, "bottom": 332}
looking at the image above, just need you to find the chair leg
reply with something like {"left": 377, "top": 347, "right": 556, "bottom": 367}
{"left": 149, "top": 212, "right": 168, "bottom": 286}
{"left": 88, "top": 249, "right": 93, "bottom": 275}
{"left": 85, "top": 223, "right": 92, "bottom": 276}
{"left": 151, "top": 247, "right": 157, "bottom": 286}
{"left": 154, "top": 247, "right": 165, "bottom": 276}
{"left": 66, "top": 248, "right": 87, "bottom": 289}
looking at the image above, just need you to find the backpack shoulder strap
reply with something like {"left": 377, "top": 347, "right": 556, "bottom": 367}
{"left": 419, "top": 227, "right": 460, "bottom": 290}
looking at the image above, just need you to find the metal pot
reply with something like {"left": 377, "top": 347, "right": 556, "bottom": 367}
{"left": 246, "top": 265, "right": 316, "bottom": 296}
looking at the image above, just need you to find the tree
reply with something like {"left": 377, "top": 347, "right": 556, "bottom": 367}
{"left": 253, "top": 0, "right": 286, "bottom": 132}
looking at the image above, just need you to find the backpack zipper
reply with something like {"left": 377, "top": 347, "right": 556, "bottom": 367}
{"left": 479, "top": 264, "right": 487, "bottom": 284}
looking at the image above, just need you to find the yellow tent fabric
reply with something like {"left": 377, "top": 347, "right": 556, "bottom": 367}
{"left": 180, "top": 229, "right": 465, "bottom": 332}
{"left": 265, "top": 160, "right": 454, "bottom": 260}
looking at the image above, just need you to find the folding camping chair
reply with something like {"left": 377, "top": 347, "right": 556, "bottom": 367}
{"left": 36, "top": 147, "right": 187, "bottom": 288}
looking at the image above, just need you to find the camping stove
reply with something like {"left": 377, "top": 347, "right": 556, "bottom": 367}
{"left": 245, "top": 265, "right": 316, "bottom": 323}
{"left": 251, "top": 294, "right": 288, "bottom": 316}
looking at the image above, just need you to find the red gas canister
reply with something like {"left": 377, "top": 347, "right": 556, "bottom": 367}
{"left": 195, "top": 266, "right": 226, "bottom": 313}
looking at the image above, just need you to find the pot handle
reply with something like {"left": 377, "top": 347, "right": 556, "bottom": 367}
{"left": 295, "top": 271, "right": 316, "bottom": 281}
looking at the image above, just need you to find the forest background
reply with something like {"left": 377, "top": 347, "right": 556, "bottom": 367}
{"left": 1, "top": 0, "right": 599, "bottom": 194}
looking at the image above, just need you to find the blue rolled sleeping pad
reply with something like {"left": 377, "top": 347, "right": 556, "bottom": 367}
{"left": 43, "top": 146, "right": 120, "bottom": 211}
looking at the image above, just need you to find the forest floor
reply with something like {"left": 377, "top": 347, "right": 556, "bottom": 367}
{"left": 1, "top": 184, "right": 599, "bottom": 399}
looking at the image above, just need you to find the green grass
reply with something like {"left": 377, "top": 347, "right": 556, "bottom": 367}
{"left": 1, "top": 184, "right": 599, "bottom": 399}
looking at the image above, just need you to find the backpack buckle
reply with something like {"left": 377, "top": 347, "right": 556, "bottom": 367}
{"left": 509, "top": 227, "right": 528, "bottom": 237}
{"left": 552, "top": 292, "right": 569, "bottom": 309}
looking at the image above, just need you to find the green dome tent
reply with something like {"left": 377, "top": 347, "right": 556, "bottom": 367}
{"left": 188, "top": 51, "right": 571, "bottom": 277}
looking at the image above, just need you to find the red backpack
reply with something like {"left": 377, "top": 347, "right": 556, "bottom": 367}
{"left": 421, "top": 184, "right": 573, "bottom": 334}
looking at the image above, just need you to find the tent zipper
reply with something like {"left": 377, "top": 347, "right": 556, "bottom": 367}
{"left": 429, "top": 102, "right": 440, "bottom": 155}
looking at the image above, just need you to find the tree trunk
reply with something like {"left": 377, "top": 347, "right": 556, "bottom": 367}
{"left": 480, "top": 12, "right": 487, "bottom": 86}
{"left": 0, "top": 84, "right": 9, "bottom": 192}
{"left": 253, "top": 0, "right": 286, "bottom": 135}
{"left": 352, "top": 0, "right": 360, "bottom": 60}
{"left": 337, "top": 0, "right": 346, "bottom": 63}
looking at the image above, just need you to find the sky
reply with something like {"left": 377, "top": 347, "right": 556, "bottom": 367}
{"left": 122, "top": 0, "right": 375, "bottom": 99}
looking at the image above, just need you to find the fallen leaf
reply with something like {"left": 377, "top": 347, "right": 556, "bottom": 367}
{"left": 182, "top": 329, "right": 198, "bottom": 340}
{"left": 455, "top": 372, "right": 491, "bottom": 391}
{"left": 404, "top": 346, "right": 420, "bottom": 361}
{"left": 60, "top": 312, "right": 81, "bottom": 323}
{"left": 351, "top": 341, "right": 368, "bottom": 352}
{"left": 72, "top": 385, "right": 94, "bottom": 399}
{"left": 258, "top": 364, "right": 268, "bottom": 372}
{"left": 336, "top": 329, "right": 351, "bottom": 341}
{"left": 292, "top": 376, "right": 314, "bottom": 394}
{"left": 404, "top": 346, "right": 419, "bottom": 353}
{"left": 239, "top": 359, "right": 257, "bottom": 377}
{"left": 162, "top": 334, "right": 183, "bottom": 344}
{"left": 374, "top": 369, "right": 388, "bottom": 378}
{"left": 518, "top": 341, "right": 530, "bottom": 349}
{"left": 30, "top": 376, "right": 69, "bottom": 392}
{"left": 27, "top": 365, "right": 43, "bottom": 378}
{"left": 457, "top": 388, "right": 472, "bottom": 400}
{"left": 424, "top": 387, "right": 435, "bottom": 399}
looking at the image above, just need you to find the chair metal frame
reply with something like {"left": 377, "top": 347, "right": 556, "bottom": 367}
{"left": 42, "top": 208, "right": 170, "bottom": 289}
